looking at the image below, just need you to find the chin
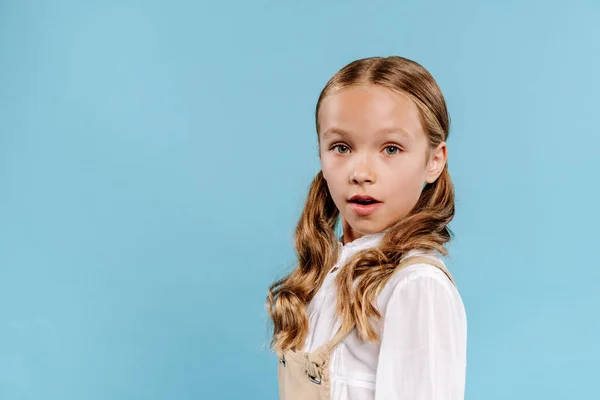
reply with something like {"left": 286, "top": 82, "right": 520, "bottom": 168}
{"left": 345, "top": 219, "right": 382, "bottom": 233}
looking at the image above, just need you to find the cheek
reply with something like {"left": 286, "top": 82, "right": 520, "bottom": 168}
{"left": 321, "top": 157, "right": 341, "bottom": 186}
{"left": 320, "top": 167, "right": 338, "bottom": 195}
{"left": 321, "top": 165, "right": 332, "bottom": 185}
{"left": 388, "top": 170, "right": 425, "bottom": 205}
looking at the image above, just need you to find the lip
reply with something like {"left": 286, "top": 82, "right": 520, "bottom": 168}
{"left": 348, "top": 194, "right": 380, "bottom": 202}
{"left": 348, "top": 201, "right": 383, "bottom": 216}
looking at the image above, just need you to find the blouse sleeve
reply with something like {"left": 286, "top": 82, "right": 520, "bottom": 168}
{"left": 374, "top": 271, "right": 467, "bottom": 400}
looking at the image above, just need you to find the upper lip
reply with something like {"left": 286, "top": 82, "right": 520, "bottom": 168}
{"left": 348, "top": 194, "right": 381, "bottom": 202}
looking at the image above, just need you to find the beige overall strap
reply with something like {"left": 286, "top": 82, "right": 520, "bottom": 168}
{"left": 399, "top": 255, "right": 457, "bottom": 287}
{"left": 324, "top": 254, "right": 456, "bottom": 352}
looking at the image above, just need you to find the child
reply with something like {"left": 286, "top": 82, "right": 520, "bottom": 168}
{"left": 266, "top": 56, "right": 467, "bottom": 400}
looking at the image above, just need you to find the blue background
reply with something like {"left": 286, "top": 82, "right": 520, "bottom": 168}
{"left": 1, "top": 0, "right": 599, "bottom": 399}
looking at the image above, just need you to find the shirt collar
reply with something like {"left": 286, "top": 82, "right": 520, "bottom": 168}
{"left": 334, "top": 227, "right": 437, "bottom": 267}
{"left": 337, "top": 226, "right": 392, "bottom": 252}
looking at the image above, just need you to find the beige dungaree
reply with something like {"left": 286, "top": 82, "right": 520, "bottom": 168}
{"left": 275, "top": 255, "right": 457, "bottom": 400}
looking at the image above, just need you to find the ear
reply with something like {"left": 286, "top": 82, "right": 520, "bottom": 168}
{"left": 425, "top": 141, "right": 447, "bottom": 184}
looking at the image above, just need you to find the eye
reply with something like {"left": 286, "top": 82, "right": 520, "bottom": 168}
{"left": 385, "top": 145, "right": 402, "bottom": 156}
{"left": 330, "top": 144, "right": 402, "bottom": 155}
{"left": 331, "top": 144, "right": 350, "bottom": 154}
{"left": 384, "top": 145, "right": 402, "bottom": 155}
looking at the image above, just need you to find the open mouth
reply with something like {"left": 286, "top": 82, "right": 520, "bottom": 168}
{"left": 348, "top": 199, "right": 382, "bottom": 216}
{"left": 349, "top": 199, "right": 380, "bottom": 205}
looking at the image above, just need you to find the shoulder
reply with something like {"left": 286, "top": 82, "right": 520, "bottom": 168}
{"left": 376, "top": 249, "right": 461, "bottom": 312}
{"left": 393, "top": 250, "right": 455, "bottom": 291}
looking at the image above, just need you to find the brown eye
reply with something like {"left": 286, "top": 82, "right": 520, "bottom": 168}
{"left": 332, "top": 144, "right": 349, "bottom": 154}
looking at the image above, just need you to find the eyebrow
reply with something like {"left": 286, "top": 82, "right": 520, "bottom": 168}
{"left": 322, "top": 127, "right": 412, "bottom": 139}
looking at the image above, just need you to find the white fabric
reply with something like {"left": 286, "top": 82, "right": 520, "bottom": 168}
{"left": 302, "top": 229, "right": 467, "bottom": 400}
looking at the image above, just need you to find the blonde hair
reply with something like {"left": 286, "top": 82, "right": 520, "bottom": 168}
{"left": 266, "top": 56, "right": 455, "bottom": 353}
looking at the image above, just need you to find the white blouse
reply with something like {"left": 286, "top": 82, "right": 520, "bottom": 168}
{"left": 302, "top": 230, "right": 467, "bottom": 400}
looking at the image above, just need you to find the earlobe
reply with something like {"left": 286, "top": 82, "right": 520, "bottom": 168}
{"left": 426, "top": 160, "right": 444, "bottom": 183}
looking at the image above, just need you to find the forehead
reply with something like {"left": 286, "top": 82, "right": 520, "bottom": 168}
{"left": 318, "top": 84, "right": 424, "bottom": 140}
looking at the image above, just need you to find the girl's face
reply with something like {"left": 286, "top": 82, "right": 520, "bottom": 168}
{"left": 318, "top": 84, "right": 447, "bottom": 244}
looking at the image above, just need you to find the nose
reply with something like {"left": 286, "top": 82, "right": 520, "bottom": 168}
{"left": 350, "top": 153, "right": 375, "bottom": 184}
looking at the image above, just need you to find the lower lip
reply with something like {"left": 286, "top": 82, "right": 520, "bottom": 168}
{"left": 348, "top": 201, "right": 382, "bottom": 216}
